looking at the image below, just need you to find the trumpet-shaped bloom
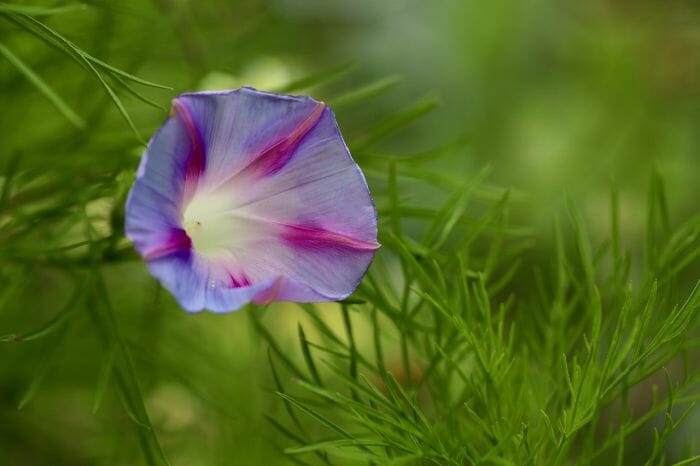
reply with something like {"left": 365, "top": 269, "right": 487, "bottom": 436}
{"left": 125, "top": 87, "right": 379, "bottom": 312}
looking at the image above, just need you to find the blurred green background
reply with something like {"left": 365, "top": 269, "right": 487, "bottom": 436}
{"left": 1, "top": 0, "right": 699, "bottom": 464}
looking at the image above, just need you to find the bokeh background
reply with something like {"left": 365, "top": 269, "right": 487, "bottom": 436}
{"left": 1, "top": 0, "right": 699, "bottom": 464}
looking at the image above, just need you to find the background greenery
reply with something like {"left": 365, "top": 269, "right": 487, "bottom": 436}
{"left": 1, "top": 1, "right": 699, "bottom": 465}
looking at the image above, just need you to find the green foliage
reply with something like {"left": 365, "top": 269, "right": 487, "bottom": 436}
{"left": 1, "top": 1, "right": 699, "bottom": 465}
{"left": 258, "top": 165, "right": 700, "bottom": 464}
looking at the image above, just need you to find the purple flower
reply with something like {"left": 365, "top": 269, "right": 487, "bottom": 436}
{"left": 125, "top": 88, "right": 379, "bottom": 312}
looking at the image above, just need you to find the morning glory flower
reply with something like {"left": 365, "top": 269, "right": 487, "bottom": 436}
{"left": 125, "top": 87, "right": 379, "bottom": 312}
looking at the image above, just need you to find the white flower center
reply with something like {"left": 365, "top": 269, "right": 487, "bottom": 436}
{"left": 183, "top": 190, "right": 258, "bottom": 256}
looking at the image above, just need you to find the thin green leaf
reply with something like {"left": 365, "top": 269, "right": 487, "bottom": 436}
{"left": 0, "top": 2, "right": 87, "bottom": 16}
{"left": 350, "top": 96, "right": 438, "bottom": 153}
{"left": 329, "top": 75, "right": 401, "bottom": 110}
{"left": 0, "top": 42, "right": 85, "bottom": 128}
{"left": 275, "top": 61, "right": 353, "bottom": 94}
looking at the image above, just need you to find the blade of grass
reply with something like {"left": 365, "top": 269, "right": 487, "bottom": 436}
{"left": 350, "top": 96, "right": 438, "bottom": 153}
{"left": 0, "top": 42, "right": 85, "bottom": 128}
{"left": 298, "top": 324, "right": 322, "bottom": 386}
{"left": 92, "top": 273, "right": 169, "bottom": 466}
{"left": 328, "top": 75, "right": 401, "bottom": 110}
{"left": 17, "top": 322, "right": 70, "bottom": 409}
{"left": 275, "top": 61, "right": 353, "bottom": 94}
{"left": 0, "top": 2, "right": 87, "bottom": 16}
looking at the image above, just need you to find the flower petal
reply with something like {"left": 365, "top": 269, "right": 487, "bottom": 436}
{"left": 233, "top": 230, "right": 379, "bottom": 302}
{"left": 125, "top": 113, "right": 192, "bottom": 259}
{"left": 209, "top": 102, "right": 378, "bottom": 246}
{"left": 146, "top": 250, "right": 280, "bottom": 313}
{"left": 173, "top": 87, "right": 326, "bottom": 188}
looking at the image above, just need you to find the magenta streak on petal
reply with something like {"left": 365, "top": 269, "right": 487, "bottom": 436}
{"left": 241, "top": 103, "right": 326, "bottom": 179}
{"left": 227, "top": 271, "right": 252, "bottom": 289}
{"left": 143, "top": 228, "right": 192, "bottom": 260}
{"left": 282, "top": 224, "right": 381, "bottom": 251}
{"left": 172, "top": 99, "right": 206, "bottom": 204}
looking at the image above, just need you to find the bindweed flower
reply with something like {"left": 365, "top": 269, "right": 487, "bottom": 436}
{"left": 125, "top": 87, "right": 379, "bottom": 312}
